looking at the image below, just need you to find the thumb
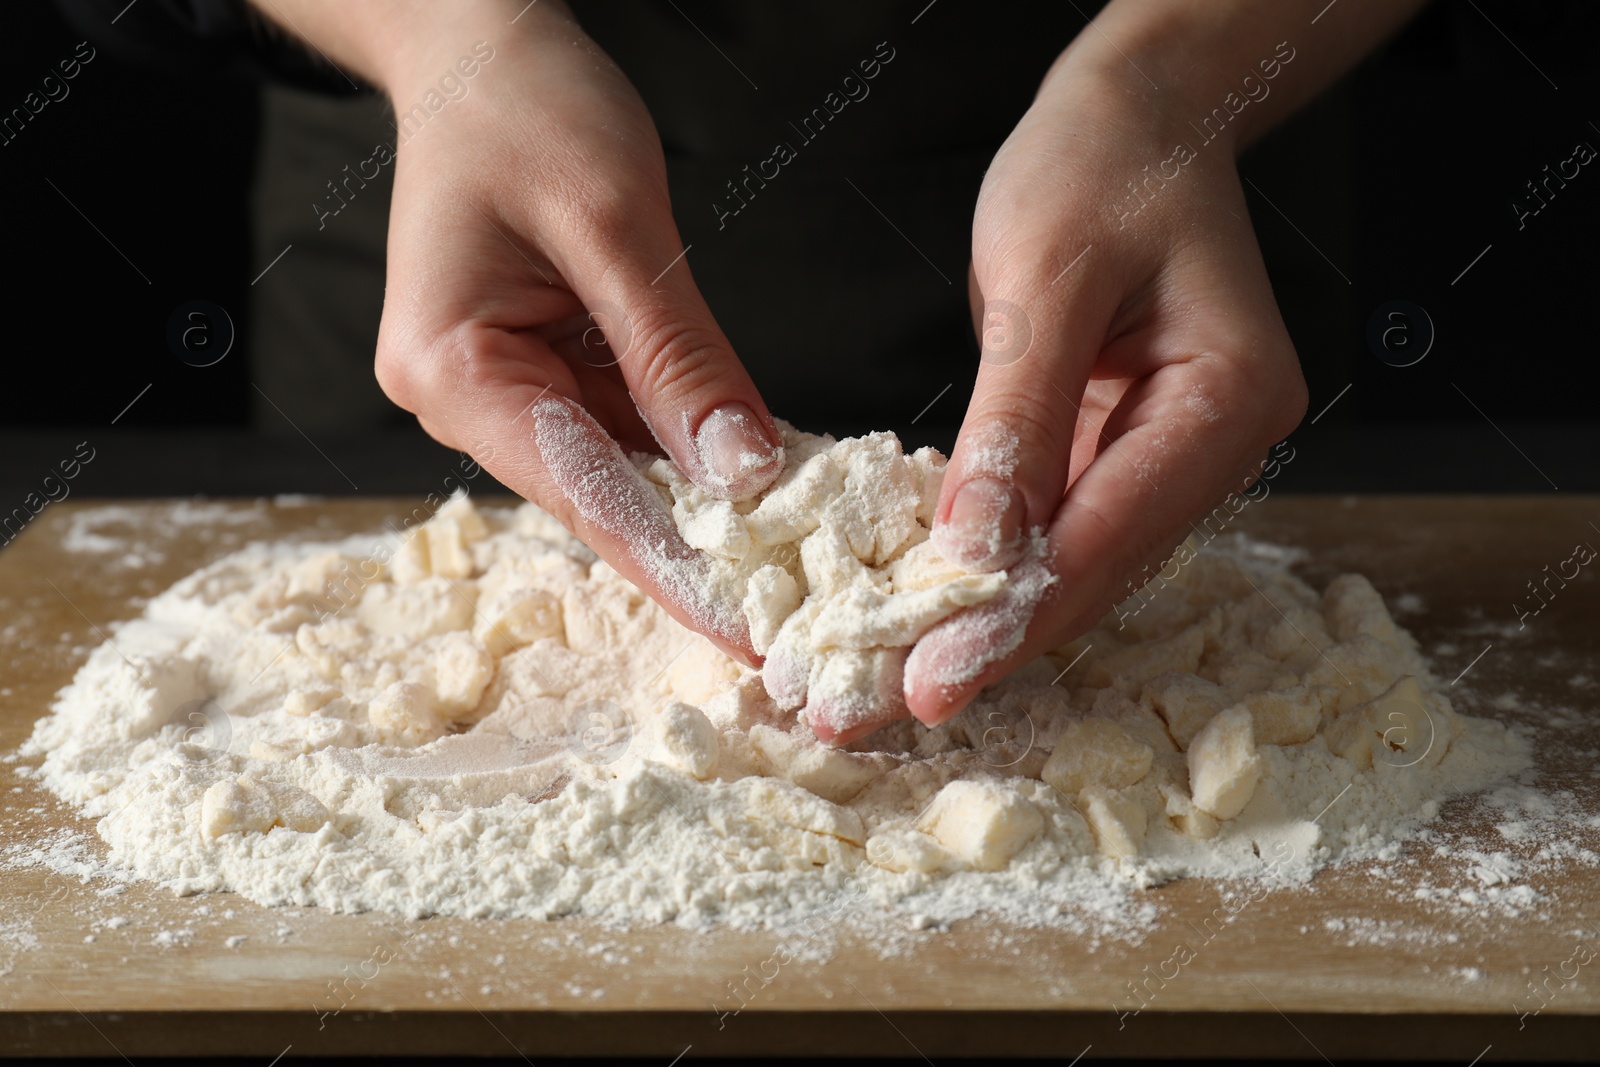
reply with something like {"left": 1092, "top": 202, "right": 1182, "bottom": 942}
{"left": 559, "top": 202, "right": 786, "bottom": 502}
{"left": 931, "top": 257, "right": 1121, "bottom": 574}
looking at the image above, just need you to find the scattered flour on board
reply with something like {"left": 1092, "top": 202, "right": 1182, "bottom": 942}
{"left": 60, "top": 500, "right": 272, "bottom": 569}
{"left": 14, "top": 428, "right": 1571, "bottom": 942}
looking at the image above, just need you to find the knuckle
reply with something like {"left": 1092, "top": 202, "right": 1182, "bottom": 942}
{"left": 953, "top": 388, "right": 1068, "bottom": 489}
{"left": 965, "top": 388, "right": 1071, "bottom": 465}
{"left": 1065, "top": 493, "right": 1121, "bottom": 550}
{"left": 974, "top": 227, "right": 1061, "bottom": 290}
{"left": 374, "top": 326, "right": 471, "bottom": 415}
{"left": 1193, "top": 345, "right": 1304, "bottom": 445}
{"left": 1233, "top": 350, "right": 1307, "bottom": 445}
{"left": 1201, "top": 354, "right": 1255, "bottom": 416}
{"left": 373, "top": 342, "right": 421, "bottom": 412}
{"left": 624, "top": 307, "right": 726, "bottom": 400}
{"left": 578, "top": 194, "right": 635, "bottom": 250}
{"left": 571, "top": 172, "right": 664, "bottom": 250}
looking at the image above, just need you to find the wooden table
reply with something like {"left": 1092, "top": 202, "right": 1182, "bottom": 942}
{"left": 2, "top": 496, "right": 1597, "bottom": 1060}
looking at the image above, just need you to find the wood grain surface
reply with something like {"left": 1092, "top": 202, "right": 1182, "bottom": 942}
{"left": 1, "top": 496, "right": 1596, "bottom": 1060}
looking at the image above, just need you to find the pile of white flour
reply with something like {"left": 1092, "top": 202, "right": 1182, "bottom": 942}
{"left": 25, "top": 429, "right": 1530, "bottom": 930}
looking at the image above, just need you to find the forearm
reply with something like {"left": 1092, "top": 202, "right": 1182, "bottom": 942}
{"left": 1053, "top": 0, "right": 1428, "bottom": 151}
{"left": 244, "top": 0, "right": 569, "bottom": 95}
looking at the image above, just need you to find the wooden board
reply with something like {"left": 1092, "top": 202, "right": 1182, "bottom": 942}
{"left": 1, "top": 496, "right": 1597, "bottom": 1060}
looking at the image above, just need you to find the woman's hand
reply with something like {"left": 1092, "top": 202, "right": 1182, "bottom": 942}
{"left": 901, "top": 14, "right": 1319, "bottom": 727}
{"left": 250, "top": 0, "right": 784, "bottom": 661}
{"left": 900, "top": 0, "right": 1426, "bottom": 727}
{"left": 898, "top": 0, "right": 1427, "bottom": 726}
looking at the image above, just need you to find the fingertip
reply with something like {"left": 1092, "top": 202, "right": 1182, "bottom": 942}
{"left": 806, "top": 716, "right": 838, "bottom": 745}
{"left": 903, "top": 619, "right": 983, "bottom": 725}
{"left": 903, "top": 558, "right": 1056, "bottom": 727}
{"left": 805, "top": 711, "right": 905, "bottom": 748}
{"left": 710, "top": 634, "right": 761, "bottom": 671}
{"left": 801, "top": 675, "right": 910, "bottom": 746}
{"left": 904, "top": 670, "right": 978, "bottom": 729}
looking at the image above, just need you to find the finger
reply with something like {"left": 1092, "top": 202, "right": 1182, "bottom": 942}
{"left": 802, "top": 648, "right": 913, "bottom": 746}
{"left": 540, "top": 314, "right": 660, "bottom": 452}
{"left": 533, "top": 188, "right": 786, "bottom": 502}
{"left": 521, "top": 394, "right": 758, "bottom": 663}
{"left": 413, "top": 355, "right": 652, "bottom": 458}
{"left": 906, "top": 357, "right": 1306, "bottom": 721}
{"left": 809, "top": 705, "right": 911, "bottom": 747}
{"left": 931, "top": 244, "right": 1130, "bottom": 573}
{"left": 374, "top": 244, "right": 757, "bottom": 661}
{"left": 904, "top": 550, "right": 1061, "bottom": 724}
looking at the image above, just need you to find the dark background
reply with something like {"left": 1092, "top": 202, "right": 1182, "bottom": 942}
{"left": 1, "top": 0, "right": 1597, "bottom": 506}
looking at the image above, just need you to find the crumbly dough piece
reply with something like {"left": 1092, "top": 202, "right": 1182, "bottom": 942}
{"left": 865, "top": 829, "right": 950, "bottom": 874}
{"left": 1079, "top": 784, "right": 1149, "bottom": 860}
{"left": 1159, "top": 780, "right": 1221, "bottom": 840}
{"left": 473, "top": 586, "right": 564, "bottom": 657}
{"left": 1186, "top": 706, "right": 1263, "bottom": 820}
{"left": 1231, "top": 685, "right": 1330, "bottom": 746}
{"left": 736, "top": 777, "right": 868, "bottom": 867}
{"left": 741, "top": 564, "right": 801, "bottom": 655}
{"left": 651, "top": 701, "right": 720, "bottom": 780}
{"left": 201, "top": 776, "right": 329, "bottom": 837}
{"left": 916, "top": 779, "right": 1044, "bottom": 871}
{"left": 748, "top": 723, "right": 894, "bottom": 803}
{"left": 1041, "top": 718, "right": 1153, "bottom": 795}
{"left": 1325, "top": 675, "right": 1456, "bottom": 769}
{"left": 647, "top": 425, "right": 1015, "bottom": 738}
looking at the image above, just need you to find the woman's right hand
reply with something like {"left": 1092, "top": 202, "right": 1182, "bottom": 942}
{"left": 254, "top": 0, "right": 785, "bottom": 660}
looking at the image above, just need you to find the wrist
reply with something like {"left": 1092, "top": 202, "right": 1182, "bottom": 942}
{"left": 1047, "top": 0, "right": 1424, "bottom": 152}
{"left": 368, "top": 0, "right": 542, "bottom": 104}
{"left": 247, "top": 0, "right": 560, "bottom": 102}
{"left": 1044, "top": 5, "right": 1298, "bottom": 158}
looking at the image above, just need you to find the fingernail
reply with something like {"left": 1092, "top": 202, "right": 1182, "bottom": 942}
{"left": 695, "top": 403, "right": 783, "bottom": 499}
{"left": 911, "top": 695, "right": 970, "bottom": 729}
{"left": 933, "top": 478, "right": 1024, "bottom": 572}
